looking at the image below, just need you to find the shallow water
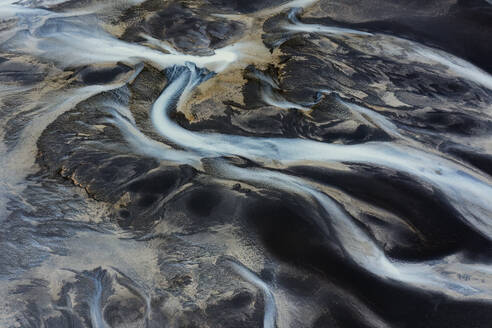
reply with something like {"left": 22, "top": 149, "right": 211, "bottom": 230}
{"left": 1, "top": 0, "right": 491, "bottom": 327}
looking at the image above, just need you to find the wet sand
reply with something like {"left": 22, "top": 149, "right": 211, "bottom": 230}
{"left": 1, "top": 0, "right": 491, "bottom": 327}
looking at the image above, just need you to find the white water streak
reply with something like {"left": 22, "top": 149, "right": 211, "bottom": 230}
{"left": 283, "top": 7, "right": 492, "bottom": 90}
{"left": 145, "top": 65, "right": 492, "bottom": 243}
{"left": 217, "top": 163, "right": 489, "bottom": 297}
{"left": 262, "top": 85, "right": 311, "bottom": 111}
{"left": 1, "top": 2, "right": 243, "bottom": 72}
{"left": 284, "top": 8, "right": 373, "bottom": 37}
{"left": 414, "top": 46, "right": 492, "bottom": 90}
{"left": 3, "top": 0, "right": 491, "bottom": 302}
{"left": 285, "top": 22, "right": 373, "bottom": 36}
{"left": 229, "top": 261, "right": 277, "bottom": 328}
{"left": 84, "top": 271, "right": 109, "bottom": 328}
{"left": 322, "top": 91, "right": 405, "bottom": 140}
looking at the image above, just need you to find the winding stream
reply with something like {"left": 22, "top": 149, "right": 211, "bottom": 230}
{"left": 1, "top": 0, "right": 491, "bottom": 327}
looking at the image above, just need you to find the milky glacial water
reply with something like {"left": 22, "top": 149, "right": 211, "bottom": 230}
{"left": 1, "top": 0, "right": 491, "bottom": 327}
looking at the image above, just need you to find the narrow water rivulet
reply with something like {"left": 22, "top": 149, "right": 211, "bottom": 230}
{"left": 1, "top": 0, "right": 492, "bottom": 327}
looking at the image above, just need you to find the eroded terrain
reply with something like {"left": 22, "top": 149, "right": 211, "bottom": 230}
{"left": 1, "top": 0, "right": 492, "bottom": 327}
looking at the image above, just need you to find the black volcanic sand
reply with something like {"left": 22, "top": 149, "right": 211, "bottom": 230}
{"left": 1, "top": 0, "right": 492, "bottom": 327}
{"left": 309, "top": 0, "right": 492, "bottom": 74}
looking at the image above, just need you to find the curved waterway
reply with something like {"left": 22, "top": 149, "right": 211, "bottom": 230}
{"left": 1, "top": 0, "right": 491, "bottom": 327}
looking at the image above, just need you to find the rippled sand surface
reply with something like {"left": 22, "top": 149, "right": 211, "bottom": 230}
{"left": 1, "top": 0, "right": 492, "bottom": 327}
